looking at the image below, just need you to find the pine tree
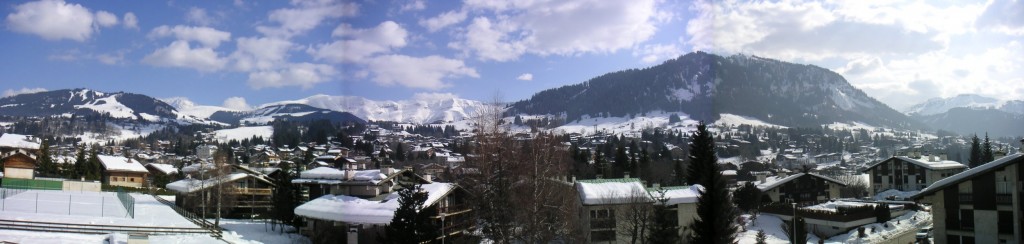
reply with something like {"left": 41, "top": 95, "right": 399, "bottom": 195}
{"left": 734, "top": 182, "right": 763, "bottom": 213}
{"left": 87, "top": 148, "right": 102, "bottom": 181}
{"left": 969, "top": 135, "right": 982, "bottom": 167}
{"left": 755, "top": 229, "right": 768, "bottom": 244}
{"left": 615, "top": 145, "right": 629, "bottom": 178}
{"left": 687, "top": 121, "right": 717, "bottom": 186}
{"left": 73, "top": 147, "right": 87, "bottom": 180}
{"left": 647, "top": 189, "right": 680, "bottom": 244}
{"left": 271, "top": 162, "right": 299, "bottom": 231}
{"left": 381, "top": 183, "right": 440, "bottom": 243}
{"left": 687, "top": 121, "right": 739, "bottom": 244}
{"left": 37, "top": 140, "right": 56, "bottom": 177}
{"left": 982, "top": 133, "right": 994, "bottom": 163}
{"left": 673, "top": 159, "right": 686, "bottom": 185}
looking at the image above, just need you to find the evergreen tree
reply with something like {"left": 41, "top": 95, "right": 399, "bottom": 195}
{"left": 614, "top": 145, "right": 629, "bottom": 178}
{"left": 647, "top": 189, "right": 680, "bottom": 244}
{"left": 874, "top": 204, "right": 891, "bottom": 223}
{"left": 381, "top": 183, "right": 440, "bottom": 243}
{"left": 969, "top": 135, "right": 982, "bottom": 167}
{"left": 687, "top": 121, "right": 717, "bottom": 186}
{"left": 669, "top": 113, "right": 682, "bottom": 124}
{"left": 73, "top": 147, "right": 87, "bottom": 179}
{"left": 982, "top": 133, "right": 994, "bottom": 163}
{"left": 686, "top": 121, "right": 739, "bottom": 244}
{"left": 755, "top": 229, "right": 767, "bottom": 244}
{"left": 36, "top": 140, "right": 56, "bottom": 177}
{"left": 734, "top": 182, "right": 763, "bottom": 213}
{"left": 271, "top": 162, "right": 300, "bottom": 231}
{"left": 673, "top": 159, "right": 686, "bottom": 185}
{"left": 87, "top": 148, "right": 102, "bottom": 181}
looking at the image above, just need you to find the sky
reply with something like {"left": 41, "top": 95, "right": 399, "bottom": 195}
{"left": 0, "top": 0, "right": 1021, "bottom": 111}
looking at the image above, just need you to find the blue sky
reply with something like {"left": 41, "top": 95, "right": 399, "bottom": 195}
{"left": 1, "top": 0, "right": 1022, "bottom": 111}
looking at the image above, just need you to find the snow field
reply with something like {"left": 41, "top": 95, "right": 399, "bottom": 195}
{"left": 0, "top": 190, "right": 127, "bottom": 218}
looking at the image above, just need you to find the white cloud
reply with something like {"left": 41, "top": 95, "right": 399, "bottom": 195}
{"left": 94, "top": 11, "right": 118, "bottom": 27}
{"left": 247, "top": 63, "right": 337, "bottom": 89}
{"left": 451, "top": 0, "right": 664, "bottom": 61}
{"left": 142, "top": 40, "right": 227, "bottom": 72}
{"left": 95, "top": 52, "right": 124, "bottom": 65}
{"left": 5, "top": 0, "right": 97, "bottom": 41}
{"left": 400, "top": 0, "right": 426, "bottom": 12}
{"left": 976, "top": 0, "right": 1024, "bottom": 35}
{"left": 149, "top": 25, "right": 231, "bottom": 48}
{"left": 230, "top": 37, "right": 293, "bottom": 71}
{"left": 185, "top": 7, "right": 216, "bottom": 26}
{"left": 516, "top": 73, "right": 533, "bottom": 81}
{"left": 364, "top": 55, "right": 479, "bottom": 89}
{"left": 2, "top": 87, "right": 47, "bottom": 98}
{"left": 419, "top": 10, "right": 467, "bottom": 32}
{"left": 310, "top": 21, "right": 408, "bottom": 63}
{"left": 222, "top": 97, "right": 252, "bottom": 110}
{"left": 256, "top": 1, "right": 359, "bottom": 38}
{"left": 633, "top": 43, "right": 682, "bottom": 63}
{"left": 123, "top": 12, "right": 138, "bottom": 29}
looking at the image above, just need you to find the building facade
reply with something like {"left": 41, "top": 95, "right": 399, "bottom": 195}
{"left": 913, "top": 153, "right": 1024, "bottom": 244}
{"left": 863, "top": 155, "right": 966, "bottom": 194}
{"left": 756, "top": 172, "right": 845, "bottom": 205}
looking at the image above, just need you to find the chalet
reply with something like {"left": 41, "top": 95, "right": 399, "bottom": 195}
{"left": 575, "top": 178, "right": 654, "bottom": 243}
{"left": 0, "top": 133, "right": 41, "bottom": 179}
{"left": 250, "top": 151, "right": 279, "bottom": 167}
{"left": 166, "top": 166, "right": 277, "bottom": 218}
{"left": 294, "top": 183, "right": 473, "bottom": 244}
{"left": 145, "top": 163, "right": 178, "bottom": 176}
{"left": 911, "top": 152, "right": 1024, "bottom": 244}
{"left": 755, "top": 171, "right": 845, "bottom": 205}
{"left": 862, "top": 155, "right": 966, "bottom": 194}
{"left": 98, "top": 155, "right": 150, "bottom": 188}
{"left": 420, "top": 163, "right": 446, "bottom": 177}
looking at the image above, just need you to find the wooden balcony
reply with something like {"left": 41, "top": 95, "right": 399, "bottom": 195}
{"left": 996, "top": 194, "right": 1013, "bottom": 205}
{"left": 233, "top": 188, "right": 272, "bottom": 196}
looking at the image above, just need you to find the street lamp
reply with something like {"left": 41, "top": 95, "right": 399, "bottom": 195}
{"left": 440, "top": 212, "right": 446, "bottom": 244}
{"left": 791, "top": 202, "right": 797, "bottom": 244}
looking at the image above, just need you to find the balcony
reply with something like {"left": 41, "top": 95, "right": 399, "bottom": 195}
{"left": 958, "top": 194, "right": 973, "bottom": 204}
{"left": 590, "top": 219, "right": 616, "bottom": 229}
{"left": 233, "top": 188, "right": 272, "bottom": 195}
{"left": 996, "top": 194, "right": 1013, "bottom": 205}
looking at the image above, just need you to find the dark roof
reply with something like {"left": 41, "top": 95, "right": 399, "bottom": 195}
{"left": 912, "top": 153, "right": 1024, "bottom": 199}
{"left": 861, "top": 156, "right": 966, "bottom": 172}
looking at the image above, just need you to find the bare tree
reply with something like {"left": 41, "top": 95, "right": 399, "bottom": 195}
{"left": 832, "top": 174, "right": 868, "bottom": 198}
{"left": 616, "top": 188, "right": 654, "bottom": 244}
{"left": 461, "top": 94, "right": 580, "bottom": 242}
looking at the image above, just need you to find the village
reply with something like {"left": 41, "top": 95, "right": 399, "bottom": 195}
{"left": 1, "top": 118, "right": 1022, "bottom": 244}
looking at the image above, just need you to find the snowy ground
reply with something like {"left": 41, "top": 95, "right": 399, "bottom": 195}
{"left": 1, "top": 192, "right": 195, "bottom": 227}
{"left": 0, "top": 192, "right": 309, "bottom": 243}
{"left": 873, "top": 189, "right": 920, "bottom": 201}
{"left": 213, "top": 126, "right": 273, "bottom": 142}
{"left": 737, "top": 210, "right": 931, "bottom": 244}
{"left": 736, "top": 214, "right": 791, "bottom": 244}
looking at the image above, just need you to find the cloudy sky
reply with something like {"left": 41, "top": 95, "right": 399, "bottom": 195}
{"left": 0, "top": 0, "right": 1021, "bottom": 111}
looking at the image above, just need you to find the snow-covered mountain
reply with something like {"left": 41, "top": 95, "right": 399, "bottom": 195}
{"left": 161, "top": 97, "right": 238, "bottom": 119}
{"left": 261, "top": 94, "right": 487, "bottom": 124}
{"left": 508, "top": 52, "right": 921, "bottom": 129}
{"left": 904, "top": 94, "right": 1007, "bottom": 116}
{"left": 208, "top": 103, "right": 365, "bottom": 125}
{"left": 0, "top": 88, "right": 208, "bottom": 123}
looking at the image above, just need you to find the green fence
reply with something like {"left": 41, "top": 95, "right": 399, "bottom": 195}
{"left": 116, "top": 188, "right": 135, "bottom": 218}
{"left": 1, "top": 178, "right": 62, "bottom": 190}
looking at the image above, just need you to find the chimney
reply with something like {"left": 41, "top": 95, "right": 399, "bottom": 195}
{"left": 624, "top": 172, "right": 631, "bottom": 179}
{"left": 777, "top": 171, "right": 788, "bottom": 178}
{"left": 929, "top": 154, "right": 936, "bottom": 162}
{"left": 571, "top": 176, "right": 576, "bottom": 183}
{"left": 423, "top": 174, "right": 433, "bottom": 183}
{"left": 756, "top": 172, "right": 767, "bottom": 184}
{"left": 344, "top": 169, "right": 355, "bottom": 181}
{"left": 939, "top": 153, "right": 947, "bottom": 161}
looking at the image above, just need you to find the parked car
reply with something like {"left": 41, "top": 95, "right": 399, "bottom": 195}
{"left": 915, "top": 227, "right": 933, "bottom": 244}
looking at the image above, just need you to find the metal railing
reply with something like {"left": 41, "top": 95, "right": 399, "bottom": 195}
{"left": 116, "top": 188, "right": 135, "bottom": 218}
{"left": 152, "top": 195, "right": 223, "bottom": 238}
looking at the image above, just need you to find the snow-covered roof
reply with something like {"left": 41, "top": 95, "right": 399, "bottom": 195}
{"left": 650, "top": 184, "right": 703, "bottom": 205}
{"left": 166, "top": 173, "right": 249, "bottom": 193}
{"left": 293, "top": 183, "right": 456, "bottom": 224}
{"left": 722, "top": 170, "right": 737, "bottom": 176}
{"left": 863, "top": 156, "right": 966, "bottom": 172}
{"left": 146, "top": 163, "right": 178, "bottom": 175}
{"left": 913, "top": 153, "right": 1024, "bottom": 199}
{"left": 97, "top": 155, "right": 149, "bottom": 173}
{"left": 756, "top": 173, "right": 846, "bottom": 191}
{"left": 576, "top": 178, "right": 653, "bottom": 205}
{"left": 0, "top": 133, "right": 40, "bottom": 150}
{"left": 293, "top": 167, "right": 394, "bottom": 185}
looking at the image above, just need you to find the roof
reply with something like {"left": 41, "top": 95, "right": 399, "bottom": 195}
{"left": 146, "top": 163, "right": 178, "bottom": 175}
{"left": 649, "top": 184, "right": 704, "bottom": 205}
{"left": 0, "top": 134, "right": 40, "bottom": 150}
{"left": 912, "top": 153, "right": 1024, "bottom": 199}
{"left": 97, "top": 155, "right": 149, "bottom": 173}
{"left": 166, "top": 173, "right": 250, "bottom": 193}
{"left": 756, "top": 172, "right": 846, "bottom": 191}
{"left": 862, "top": 156, "right": 966, "bottom": 172}
{"left": 575, "top": 178, "right": 653, "bottom": 205}
{"left": 293, "top": 183, "right": 456, "bottom": 224}
{"left": 293, "top": 167, "right": 405, "bottom": 185}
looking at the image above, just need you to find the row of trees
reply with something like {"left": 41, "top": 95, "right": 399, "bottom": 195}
{"left": 34, "top": 141, "right": 105, "bottom": 181}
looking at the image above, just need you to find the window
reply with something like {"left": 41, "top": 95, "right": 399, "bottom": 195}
{"left": 999, "top": 211, "right": 1013, "bottom": 234}
{"left": 960, "top": 210, "right": 974, "bottom": 230}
